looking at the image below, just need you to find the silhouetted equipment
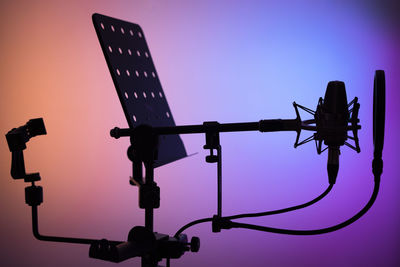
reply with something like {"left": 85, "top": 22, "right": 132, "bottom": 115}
{"left": 373, "top": 70, "right": 385, "bottom": 158}
{"left": 5, "top": 12, "right": 385, "bottom": 267}
{"left": 214, "top": 70, "right": 384, "bottom": 235}
{"left": 6, "top": 118, "right": 46, "bottom": 182}
{"left": 291, "top": 81, "right": 361, "bottom": 185}
{"left": 321, "top": 81, "right": 349, "bottom": 183}
{"left": 92, "top": 13, "right": 187, "bottom": 169}
{"left": 89, "top": 226, "right": 199, "bottom": 263}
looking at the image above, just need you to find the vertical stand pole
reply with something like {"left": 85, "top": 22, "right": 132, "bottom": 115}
{"left": 144, "top": 163, "right": 155, "bottom": 233}
{"left": 203, "top": 122, "right": 223, "bottom": 219}
{"left": 128, "top": 125, "right": 160, "bottom": 267}
{"left": 217, "top": 146, "right": 222, "bottom": 217}
{"left": 141, "top": 163, "right": 158, "bottom": 267}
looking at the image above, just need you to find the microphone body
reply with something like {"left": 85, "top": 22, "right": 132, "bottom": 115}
{"left": 327, "top": 146, "right": 340, "bottom": 184}
{"left": 316, "top": 81, "right": 349, "bottom": 184}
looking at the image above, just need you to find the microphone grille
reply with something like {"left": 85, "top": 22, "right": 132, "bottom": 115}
{"left": 323, "top": 81, "right": 349, "bottom": 117}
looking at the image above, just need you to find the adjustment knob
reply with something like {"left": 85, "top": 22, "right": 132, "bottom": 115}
{"left": 190, "top": 236, "right": 200, "bottom": 252}
{"left": 206, "top": 155, "right": 218, "bottom": 163}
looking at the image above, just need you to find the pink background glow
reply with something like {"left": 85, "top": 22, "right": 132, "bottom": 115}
{"left": 1, "top": 1, "right": 399, "bottom": 266}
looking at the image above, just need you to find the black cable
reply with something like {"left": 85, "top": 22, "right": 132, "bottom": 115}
{"left": 175, "top": 176, "right": 379, "bottom": 237}
{"left": 174, "top": 184, "right": 333, "bottom": 237}
{"left": 228, "top": 178, "right": 380, "bottom": 235}
{"left": 225, "top": 183, "right": 333, "bottom": 220}
{"left": 174, "top": 217, "right": 213, "bottom": 238}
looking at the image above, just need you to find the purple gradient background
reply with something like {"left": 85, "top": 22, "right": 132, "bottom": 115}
{"left": 1, "top": 0, "right": 399, "bottom": 266}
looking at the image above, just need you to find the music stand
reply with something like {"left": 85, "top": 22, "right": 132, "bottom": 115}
{"left": 92, "top": 13, "right": 187, "bottom": 168}
{"left": 92, "top": 13, "right": 199, "bottom": 267}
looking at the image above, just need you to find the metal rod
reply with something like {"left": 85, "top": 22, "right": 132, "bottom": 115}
{"left": 143, "top": 163, "right": 155, "bottom": 266}
{"left": 217, "top": 146, "right": 222, "bottom": 217}
{"left": 145, "top": 209, "right": 153, "bottom": 233}
{"left": 157, "top": 121, "right": 262, "bottom": 134}
{"left": 144, "top": 163, "right": 154, "bottom": 233}
{"left": 111, "top": 119, "right": 361, "bottom": 139}
{"left": 111, "top": 119, "right": 302, "bottom": 138}
{"left": 32, "top": 205, "right": 99, "bottom": 245}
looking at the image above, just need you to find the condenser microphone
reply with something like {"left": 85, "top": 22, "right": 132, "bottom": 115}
{"left": 315, "top": 81, "right": 349, "bottom": 184}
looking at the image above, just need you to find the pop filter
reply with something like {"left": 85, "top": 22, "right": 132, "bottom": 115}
{"left": 373, "top": 70, "right": 385, "bottom": 156}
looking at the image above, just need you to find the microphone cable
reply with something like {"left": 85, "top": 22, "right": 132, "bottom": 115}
{"left": 224, "top": 183, "right": 333, "bottom": 220}
{"left": 175, "top": 159, "right": 381, "bottom": 237}
{"left": 227, "top": 174, "right": 380, "bottom": 235}
{"left": 174, "top": 183, "right": 334, "bottom": 237}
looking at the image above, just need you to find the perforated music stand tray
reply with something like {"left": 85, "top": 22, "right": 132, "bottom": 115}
{"left": 92, "top": 13, "right": 187, "bottom": 167}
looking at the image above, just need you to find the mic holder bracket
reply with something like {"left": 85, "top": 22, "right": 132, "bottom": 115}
{"left": 6, "top": 118, "right": 47, "bottom": 182}
{"left": 293, "top": 98, "right": 361, "bottom": 154}
{"left": 10, "top": 150, "right": 41, "bottom": 182}
{"left": 203, "top": 121, "right": 220, "bottom": 163}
